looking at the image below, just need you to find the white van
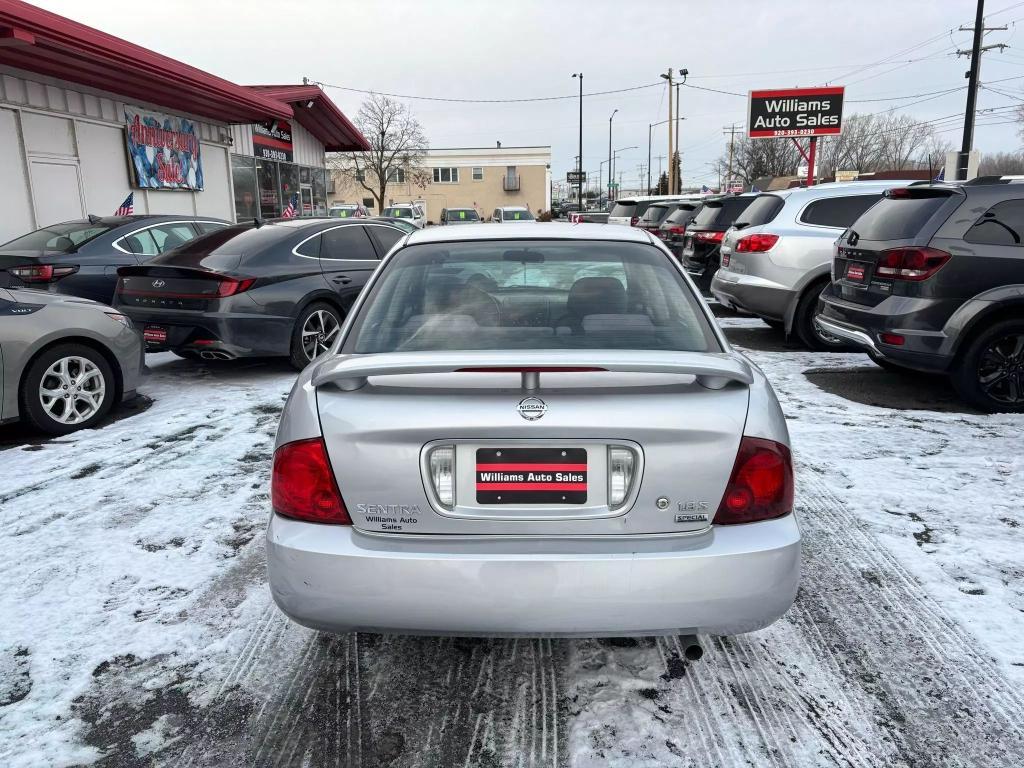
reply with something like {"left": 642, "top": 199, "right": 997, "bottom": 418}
{"left": 381, "top": 202, "right": 427, "bottom": 228}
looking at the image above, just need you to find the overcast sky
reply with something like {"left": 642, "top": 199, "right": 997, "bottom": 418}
{"left": 29, "top": 0, "right": 1024, "bottom": 189}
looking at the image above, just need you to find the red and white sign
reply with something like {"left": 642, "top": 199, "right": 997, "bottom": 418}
{"left": 748, "top": 86, "right": 845, "bottom": 139}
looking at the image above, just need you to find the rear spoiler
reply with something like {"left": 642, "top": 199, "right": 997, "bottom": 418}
{"left": 311, "top": 350, "right": 754, "bottom": 391}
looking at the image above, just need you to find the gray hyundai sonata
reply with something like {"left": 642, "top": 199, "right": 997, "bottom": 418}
{"left": 267, "top": 223, "right": 799, "bottom": 637}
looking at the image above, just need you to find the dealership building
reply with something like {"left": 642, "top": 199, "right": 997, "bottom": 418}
{"left": 0, "top": 1, "right": 368, "bottom": 244}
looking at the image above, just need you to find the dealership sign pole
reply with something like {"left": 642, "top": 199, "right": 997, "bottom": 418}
{"left": 747, "top": 86, "right": 844, "bottom": 187}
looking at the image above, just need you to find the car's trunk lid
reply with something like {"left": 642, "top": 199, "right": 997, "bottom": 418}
{"left": 313, "top": 351, "right": 752, "bottom": 536}
{"left": 116, "top": 262, "right": 243, "bottom": 311}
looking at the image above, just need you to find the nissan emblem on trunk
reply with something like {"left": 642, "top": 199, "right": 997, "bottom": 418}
{"left": 517, "top": 396, "right": 547, "bottom": 420}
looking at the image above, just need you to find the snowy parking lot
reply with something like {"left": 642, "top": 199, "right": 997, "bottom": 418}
{"left": 3, "top": 314, "right": 1024, "bottom": 767}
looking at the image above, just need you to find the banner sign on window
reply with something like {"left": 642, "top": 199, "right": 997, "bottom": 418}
{"left": 253, "top": 119, "right": 294, "bottom": 163}
{"left": 747, "top": 86, "right": 845, "bottom": 139}
{"left": 124, "top": 107, "right": 204, "bottom": 190}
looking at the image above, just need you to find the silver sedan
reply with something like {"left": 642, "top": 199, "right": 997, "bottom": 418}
{"left": 267, "top": 223, "right": 800, "bottom": 637}
{"left": 0, "top": 285, "right": 143, "bottom": 434}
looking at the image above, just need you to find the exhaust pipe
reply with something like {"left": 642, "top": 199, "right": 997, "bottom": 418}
{"left": 199, "top": 350, "right": 233, "bottom": 360}
{"left": 680, "top": 635, "right": 703, "bottom": 661}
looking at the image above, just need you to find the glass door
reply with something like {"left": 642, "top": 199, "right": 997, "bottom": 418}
{"left": 300, "top": 186, "right": 313, "bottom": 217}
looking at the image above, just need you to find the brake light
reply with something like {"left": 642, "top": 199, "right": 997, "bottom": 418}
{"left": 735, "top": 233, "right": 779, "bottom": 253}
{"left": 271, "top": 438, "right": 351, "bottom": 524}
{"left": 886, "top": 188, "right": 912, "bottom": 199}
{"left": 714, "top": 437, "right": 793, "bottom": 525}
{"left": 216, "top": 277, "right": 256, "bottom": 296}
{"left": 667, "top": 225, "right": 686, "bottom": 235}
{"left": 873, "top": 247, "right": 950, "bottom": 281}
{"left": 7, "top": 264, "right": 78, "bottom": 283}
{"left": 694, "top": 231, "right": 725, "bottom": 243}
{"left": 879, "top": 333, "right": 905, "bottom": 346}
{"left": 630, "top": 216, "right": 640, "bottom": 227}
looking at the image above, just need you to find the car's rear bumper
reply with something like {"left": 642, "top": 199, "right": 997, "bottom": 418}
{"left": 712, "top": 270, "right": 795, "bottom": 321}
{"left": 266, "top": 513, "right": 801, "bottom": 637}
{"left": 816, "top": 288, "right": 954, "bottom": 372}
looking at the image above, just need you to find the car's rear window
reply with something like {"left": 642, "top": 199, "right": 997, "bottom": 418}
{"left": 639, "top": 205, "right": 673, "bottom": 224}
{"left": 609, "top": 201, "right": 638, "bottom": 217}
{"left": 345, "top": 240, "right": 719, "bottom": 354}
{"left": 146, "top": 222, "right": 289, "bottom": 263}
{"left": 849, "top": 191, "right": 953, "bottom": 241}
{"left": 665, "top": 205, "right": 700, "bottom": 225}
{"left": 690, "top": 197, "right": 754, "bottom": 230}
{"left": 1, "top": 221, "right": 112, "bottom": 252}
{"left": 734, "top": 194, "right": 785, "bottom": 228}
{"left": 383, "top": 207, "right": 413, "bottom": 218}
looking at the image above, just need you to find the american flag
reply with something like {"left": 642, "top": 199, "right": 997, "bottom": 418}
{"left": 115, "top": 193, "right": 134, "bottom": 216}
{"left": 282, "top": 193, "right": 298, "bottom": 218}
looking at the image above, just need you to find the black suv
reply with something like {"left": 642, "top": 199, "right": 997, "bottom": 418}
{"left": 679, "top": 195, "right": 757, "bottom": 292}
{"left": 0, "top": 215, "right": 228, "bottom": 304}
{"left": 114, "top": 218, "right": 407, "bottom": 369}
{"left": 817, "top": 181, "right": 1024, "bottom": 412}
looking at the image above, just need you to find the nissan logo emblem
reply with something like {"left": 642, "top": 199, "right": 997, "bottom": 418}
{"left": 151, "top": 279, "right": 166, "bottom": 288}
{"left": 517, "top": 396, "right": 547, "bottom": 421}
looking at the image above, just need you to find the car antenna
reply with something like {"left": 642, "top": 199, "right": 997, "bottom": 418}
{"left": 88, "top": 214, "right": 102, "bottom": 224}
{"left": 253, "top": 217, "right": 263, "bottom": 228}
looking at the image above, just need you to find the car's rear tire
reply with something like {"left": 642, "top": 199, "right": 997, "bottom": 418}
{"left": 290, "top": 302, "right": 343, "bottom": 370}
{"left": 19, "top": 343, "right": 116, "bottom": 435}
{"left": 794, "top": 282, "right": 854, "bottom": 351}
{"left": 951, "top": 318, "right": 1024, "bottom": 413}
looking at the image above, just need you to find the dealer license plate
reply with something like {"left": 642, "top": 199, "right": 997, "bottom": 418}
{"left": 475, "top": 448, "right": 587, "bottom": 504}
{"left": 144, "top": 325, "right": 168, "bottom": 344}
{"left": 846, "top": 263, "right": 867, "bottom": 282}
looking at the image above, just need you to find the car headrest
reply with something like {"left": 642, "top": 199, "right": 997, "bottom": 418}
{"left": 51, "top": 236, "right": 75, "bottom": 252}
{"left": 160, "top": 232, "right": 186, "bottom": 251}
{"left": 566, "top": 276, "right": 626, "bottom": 318}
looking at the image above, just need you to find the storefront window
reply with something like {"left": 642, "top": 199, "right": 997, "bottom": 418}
{"left": 313, "top": 168, "right": 327, "bottom": 216}
{"left": 256, "top": 159, "right": 280, "bottom": 218}
{"left": 300, "top": 166, "right": 312, "bottom": 185}
{"left": 231, "top": 154, "right": 258, "bottom": 222}
{"left": 279, "top": 163, "right": 300, "bottom": 215}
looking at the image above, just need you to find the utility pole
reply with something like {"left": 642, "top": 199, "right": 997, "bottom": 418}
{"left": 956, "top": 1, "right": 1008, "bottom": 180}
{"left": 572, "top": 73, "right": 584, "bottom": 204}
{"left": 723, "top": 123, "right": 741, "bottom": 192}
{"left": 660, "top": 69, "right": 674, "bottom": 194}
{"left": 647, "top": 124, "right": 653, "bottom": 193}
{"left": 655, "top": 155, "right": 665, "bottom": 192}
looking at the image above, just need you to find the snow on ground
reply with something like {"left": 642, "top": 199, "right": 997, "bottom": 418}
{"left": 1, "top": 326, "right": 1024, "bottom": 767}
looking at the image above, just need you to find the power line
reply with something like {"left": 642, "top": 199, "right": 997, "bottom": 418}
{"left": 312, "top": 79, "right": 663, "bottom": 104}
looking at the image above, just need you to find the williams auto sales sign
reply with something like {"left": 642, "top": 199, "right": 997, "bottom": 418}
{"left": 747, "top": 86, "right": 845, "bottom": 139}
{"left": 124, "top": 107, "right": 203, "bottom": 190}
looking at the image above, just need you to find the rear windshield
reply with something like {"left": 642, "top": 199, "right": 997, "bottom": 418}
{"left": 609, "top": 201, "right": 638, "bottom": 217}
{"left": 639, "top": 205, "right": 673, "bottom": 224}
{"left": 345, "top": 240, "right": 719, "bottom": 354}
{"left": 666, "top": 205, "right": 700, "bottom": 225}
{"left": 1, "top": 221, "right": 112, "bottom": 252}
{"left": 383, "top": 207, "right": 413, "bottom": 218}
{"left": 735, "top": 194, "right": 785, "bottom": 228}
{"left": 690, "top": 197, "right": 755, "bottom": 230}
{"left": 849, "top": 191, "right": 952, "bottom": 241}
{"left": 145, "top": 222, "right": 288, "bottom": 263}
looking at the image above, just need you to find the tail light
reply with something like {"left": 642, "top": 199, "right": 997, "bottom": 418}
{"left": 873, "top": 247, "right": 950, "bottom": 281}
{"left": 271, "top": 438, "right": 351, "bottom": 524}
{"left": 630, "top": 216, "right": 640, "bottom": 227}
{"left": 694, "top": 231, "right": 725, "bottom": 243}
{"left": 215, "top": 277, "right": 256, "bottom": 296}
{"left": 7, "top": 264, "right": 78, "bottom": 283}
{"left": 714, "top": 437, "right": 793, "bottom": 525}
{"left": 668, "top": 225, "right": 686, "bottom": 235}
{"left": 879, "top": 333, "right": 905, "bottom": 346}
{"left": 735, "top": 233, "right": 779, "bottom": 253}
{"left": 427, "top": 445, "right": 455, "bottom": 508}
{"left": 608, "top": 446, "right": 637, "bottom": 509}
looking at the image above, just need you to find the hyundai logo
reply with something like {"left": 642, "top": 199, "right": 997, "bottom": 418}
{"left": 151, "top": 279, "right": 166, "bottom": 288}
{"left": 517, "top": 396, "right": 547, "bottom": 421}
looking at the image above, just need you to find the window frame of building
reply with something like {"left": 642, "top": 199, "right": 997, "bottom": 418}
{"left": 472, "top": 167, "right": 483, "bottom": 181}
{"left": 388, "top": 168, "right": 406, "bottom": 184}
{"left": 433, "top": 167, "right": 459, "bottom": 184}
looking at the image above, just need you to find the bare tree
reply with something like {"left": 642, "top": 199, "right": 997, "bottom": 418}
{"left": 329, "top": 95, "right": 429, "bottom": 212}
{"left": 876, "top": 113, "right": 934, "bottom": 170}
{"left": 979, "top": 151, "right": 1024, "bottom": 175}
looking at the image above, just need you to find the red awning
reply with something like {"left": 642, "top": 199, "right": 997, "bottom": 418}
{"left": 0, "top": 1, "right": 369, "bottom": 151}
{"left": 248, "top": 85, "right": 369, "bottom": 152}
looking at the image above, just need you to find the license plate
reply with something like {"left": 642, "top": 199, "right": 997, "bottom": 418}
{"left": 721, "top": 253, "right": 731, "bottom": 267}
{"left": 144, "top": 326, "right": 167, "bottom": 344}
{"left": 683, "top": 244, "right": 695, "bottom": 257}
{"left": 846, "top": 263, "right": 867, "bottom": 282}
{"left": 475, "top": 448, "right": 587, "bottom": 504}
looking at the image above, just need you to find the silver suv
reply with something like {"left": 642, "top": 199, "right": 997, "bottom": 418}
{"left": 711, "top": 181, "right": 917, "bottom": 349}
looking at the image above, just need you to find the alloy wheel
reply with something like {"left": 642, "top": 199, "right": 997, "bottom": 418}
{"left": 38, "top": 356, "right": 106, "bottom": 425}
{"left": 301, "top": 309, "right": 340, "bottom": 361}
{"left": 977, "top": 332, "right": 1024, "bottom": 406}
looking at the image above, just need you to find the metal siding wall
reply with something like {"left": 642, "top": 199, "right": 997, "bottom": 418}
{"left": 291, "top": 122, "right": 325, "bottom": 168}
{"left": 0, "top": 68, "right": 233, "bottom": 233}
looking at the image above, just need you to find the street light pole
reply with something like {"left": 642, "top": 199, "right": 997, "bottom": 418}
{"left": 572, "top": 73, "right": 584, "bottom": 204}
{"left": 676, "top": 69, "right": 688, "bottom": 192}
{"left": 608, "top": 109, "right": 618, "bottom": 204}
{"left": 647, "top": 124, "right": 652, "bottom": 193}
{"left": 660, "top": 69, "right": 674, "bottom": 194}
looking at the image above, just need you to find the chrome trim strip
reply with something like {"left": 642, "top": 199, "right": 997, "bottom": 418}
{"left": 814, "top": 316, "right": 879, "bottom": 353}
